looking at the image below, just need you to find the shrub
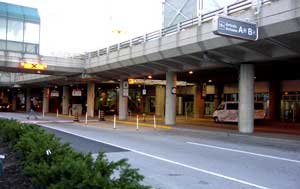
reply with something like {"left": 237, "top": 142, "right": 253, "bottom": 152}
{"left": 0, "top": 119, "right": 151, "bottom": 189}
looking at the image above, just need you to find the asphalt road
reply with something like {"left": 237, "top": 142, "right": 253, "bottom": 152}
{"left": 1, "top": 112, "right": 300, "bottom": 189}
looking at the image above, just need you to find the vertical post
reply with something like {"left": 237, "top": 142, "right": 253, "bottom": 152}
{"left": 62, "top": 86, "right": 70, "bottom": 115}
{"left": 0, "top": 154, "right": 5, "bottom": 176}
{"left": 56, "top": 109, "right": 58, "bottom": 117}
{"left": 42, "top": 110, "right": 45, "bottom": 118}
{"left": 185, "top": 109, "right": 188, "bottom": 120}
{"left": 114, "top": 114, "right": 116, "bottom": 129}
{"left": 136, "top": 115, "right": 139, "bottom": 131}
{"left": 119, "top": 79, "right": 128, "bottom": 120}
{"left": 26, "top": 88, "right": 31, "bottom": 112}
{"left": 238, "top": 64, "right": 254, "bottom": 133}
{"left": 165, "top": 71, "right": 177, "bottom": 125}
{"left": 155, "top": 85, "right": 166, "bottom": 117}
{"left": 98, "top": 109, "right": 100, "bottom": 119}
{"left": 87, "top": 82, "right": 95, "bottom": 117}
{"left": 85, "top": 112, "right": 88, "bottom": 125}
{"left": 154, "top": 115, "right": 156, "bottom": 129}
{"left": 43, "top": 88, "right": 49, "bottom": 114}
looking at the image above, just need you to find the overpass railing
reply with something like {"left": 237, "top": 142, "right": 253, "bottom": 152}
{"left": 85, "top": 0, "right": 271, "bottom": 59}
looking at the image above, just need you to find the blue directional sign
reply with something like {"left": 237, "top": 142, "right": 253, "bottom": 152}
{"left": 213, "top": 15, "right": 258, "bottom": 41}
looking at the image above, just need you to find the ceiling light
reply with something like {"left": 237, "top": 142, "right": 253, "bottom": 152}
{"left": 188, "top": 70, "right": 193, "bottom": 74}
{"left": 148, "top": 75, "right": 152, "bottom": 79}
{"left": 208, "top": 79, "right": 212, "bottom": 83}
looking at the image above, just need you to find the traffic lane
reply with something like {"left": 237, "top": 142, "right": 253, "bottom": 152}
{"left": 105, "top": 151, "right": 261, "bottom": 189}
{"left": 39, "top": 123, "right": 300, "bottom": 189}
{"left": 158, "top": 127, "right": 300, "bottom": 160}
{"left": 42, "top": 126, "right": 128, "bottom": 154}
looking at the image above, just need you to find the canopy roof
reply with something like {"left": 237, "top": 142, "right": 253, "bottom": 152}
{"left": 0, "top": 2, "right": 40, "bottom": 23}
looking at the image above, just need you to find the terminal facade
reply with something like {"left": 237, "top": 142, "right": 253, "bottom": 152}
{"left": 0, "top": 0, "right": 299, "bottom": 134}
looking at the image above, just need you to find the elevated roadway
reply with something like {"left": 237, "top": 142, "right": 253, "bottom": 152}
{"left": 0, "top": 0, "right": 299, "bottom": 84}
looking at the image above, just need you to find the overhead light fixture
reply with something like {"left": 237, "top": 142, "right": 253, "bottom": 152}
{"left": 208, "top": 79, "right": 212, "bottom": 83}
{"left": 36, "top": 70, "right": 41, "bottom": 74}
{"left": 12, "top": 84, "right": 21, "bottom": 88}
{"left": 188, "top": 70, "right": 193, "bottom": 75}
{"left": 147, "top": 75, "right": 152, "bottom": 79}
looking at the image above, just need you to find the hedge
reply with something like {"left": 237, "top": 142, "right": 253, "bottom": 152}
{"left": 0, "top": 119, "right": 151, "bottom": 189}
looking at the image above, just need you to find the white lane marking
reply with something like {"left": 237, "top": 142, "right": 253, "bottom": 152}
{"left": 39, "top": 124, "right": 270, "bottom": 189}
{"left": 187, "top": 142, "right": 300, "bottom": 164}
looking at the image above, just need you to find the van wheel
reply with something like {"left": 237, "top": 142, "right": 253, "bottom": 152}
{"left": 213, "top": 117, "right": 219, "bottom": 123}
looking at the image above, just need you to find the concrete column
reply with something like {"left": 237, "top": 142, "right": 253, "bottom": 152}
{"left": 238, "top": 64, "right": 254, "bottom": 133}
{"left": 155, "top": 85, "right": 165, "bottom": 117}
{"left": 62, "top": 86, "right": 70, "bottom": 115}
{"left": 119, "top": 80, "right": 128, "bottom": 120}
{"left": 43, "top": 88, "right": 49, "bottom": 113}
{"left": 269, "top": 80, "right": 280, "bottom": 121}
{"left": 178, "top": 96, "right": 183, "bottom": 115}
{"left": 26, "top": 88, "right": 31, "bottom": 112}
{"left": 87, "top": 82, "right": 95, "bottom": 117}
{"left": 165, "top": 71, "right": 177, "bottom": 125}
{"left": 193, "top": 85, "right": 202, "bottom": 118}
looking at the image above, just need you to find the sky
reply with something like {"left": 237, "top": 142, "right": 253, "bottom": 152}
{"left": 1, "top": 0, "right": 236, "bottom": 57}
{"left": 1, "top": 0, "right": 163, "bottom": 56}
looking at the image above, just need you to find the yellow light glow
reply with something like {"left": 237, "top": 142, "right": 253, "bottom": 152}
{"left": 20, "top": 62, "right": 47, "bottom": 70}
{"left": 112, "top": 29, "right": 127, "bottom": 35}
{"left": 128, "top": 79, "right": 136, "bottom": 84}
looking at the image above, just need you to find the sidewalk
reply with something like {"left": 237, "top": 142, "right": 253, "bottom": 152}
{"left": 4, "top": 112, "right": 300, "bottom": 142}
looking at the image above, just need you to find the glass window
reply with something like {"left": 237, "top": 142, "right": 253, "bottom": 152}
{"left": 227, "top": 103, "right": 238, "bottom": 110}
{"left": 24, "top": 22, "right": 39, "bottom": 43}
{"left": 7, "top": 41, "right": 23, "bottom": 51}
{"left": 7, "top": 19, "right": 23, "bottom": 42}
{"left": 0, "top": 18, "right": 6, "bottom": 40}
{"left": 217, "top": 104, "right": 225, "bottom": 110}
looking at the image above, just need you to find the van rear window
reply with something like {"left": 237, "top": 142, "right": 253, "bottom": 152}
{"left": 255, "top": 103, "right": 264, "bottom": 110}
{"left": 227, "top": 103, "right": 238, "bottom": 110}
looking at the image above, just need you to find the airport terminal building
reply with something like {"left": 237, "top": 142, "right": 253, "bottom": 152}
{"left": 0, "top": 0, "right": 300, "bottom": 134}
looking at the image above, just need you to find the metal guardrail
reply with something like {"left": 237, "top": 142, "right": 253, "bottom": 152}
{"left": 85, "top": 0, "right": 271, "bottom": 59}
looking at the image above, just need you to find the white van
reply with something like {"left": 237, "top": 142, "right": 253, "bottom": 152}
{"left": 212, "top": 101, "right": 266, "bottom": 123}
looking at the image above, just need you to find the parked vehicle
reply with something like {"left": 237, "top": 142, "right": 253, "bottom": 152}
{"left": 213, "top": 101, "right": 265, "bottom": 123}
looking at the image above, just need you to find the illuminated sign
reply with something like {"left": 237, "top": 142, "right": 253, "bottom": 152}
{"left": 50, "top": 90, "right": 59, "bottom": 97}
{"left": 128, "top": 79, "right": 136, "bottom": 85}
{"left": 72, "top": 89, "right": 82, "bottom": 96}
{"left": 20, "top": 62, "right": 47, "bottom": 70}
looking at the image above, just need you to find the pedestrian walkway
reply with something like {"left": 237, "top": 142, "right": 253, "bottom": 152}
{"left": 1, "top": 112, "right": 300, "bottom": 141}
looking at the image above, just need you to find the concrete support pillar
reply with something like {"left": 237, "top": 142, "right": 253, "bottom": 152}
{"left": 269, "top": 80, "right": 280, "bottom": 121}
{"left": 155, "top": 85, "right": 165, "bottom": 117}
{"left": 119, "top": 80, "right": 128, "bottom": 120}
{"left": 87, "top": 82, "right": 95, "bottom": 117}
{"left": 26, "top": 88, "right": 31, "bottom": 112}
{"left": 238, "top": 64, "right": 254, "bottom": 133}
{"left": 11, "top": 89, "right": 17, "bottom": 111}
{"left": 43, "top": 88, "right": 49, "bottom": 113}
{"left": 193, "top": 85, "right": 202, "bottom": 118}
{"left": 62, "top": 86, "right": 70, "bottom": 115}
{"left": 165, "top": 71, "right": 177, "bottom": 125}
{"left": 178, "top": 96, "right": 183, "bottom": 115}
